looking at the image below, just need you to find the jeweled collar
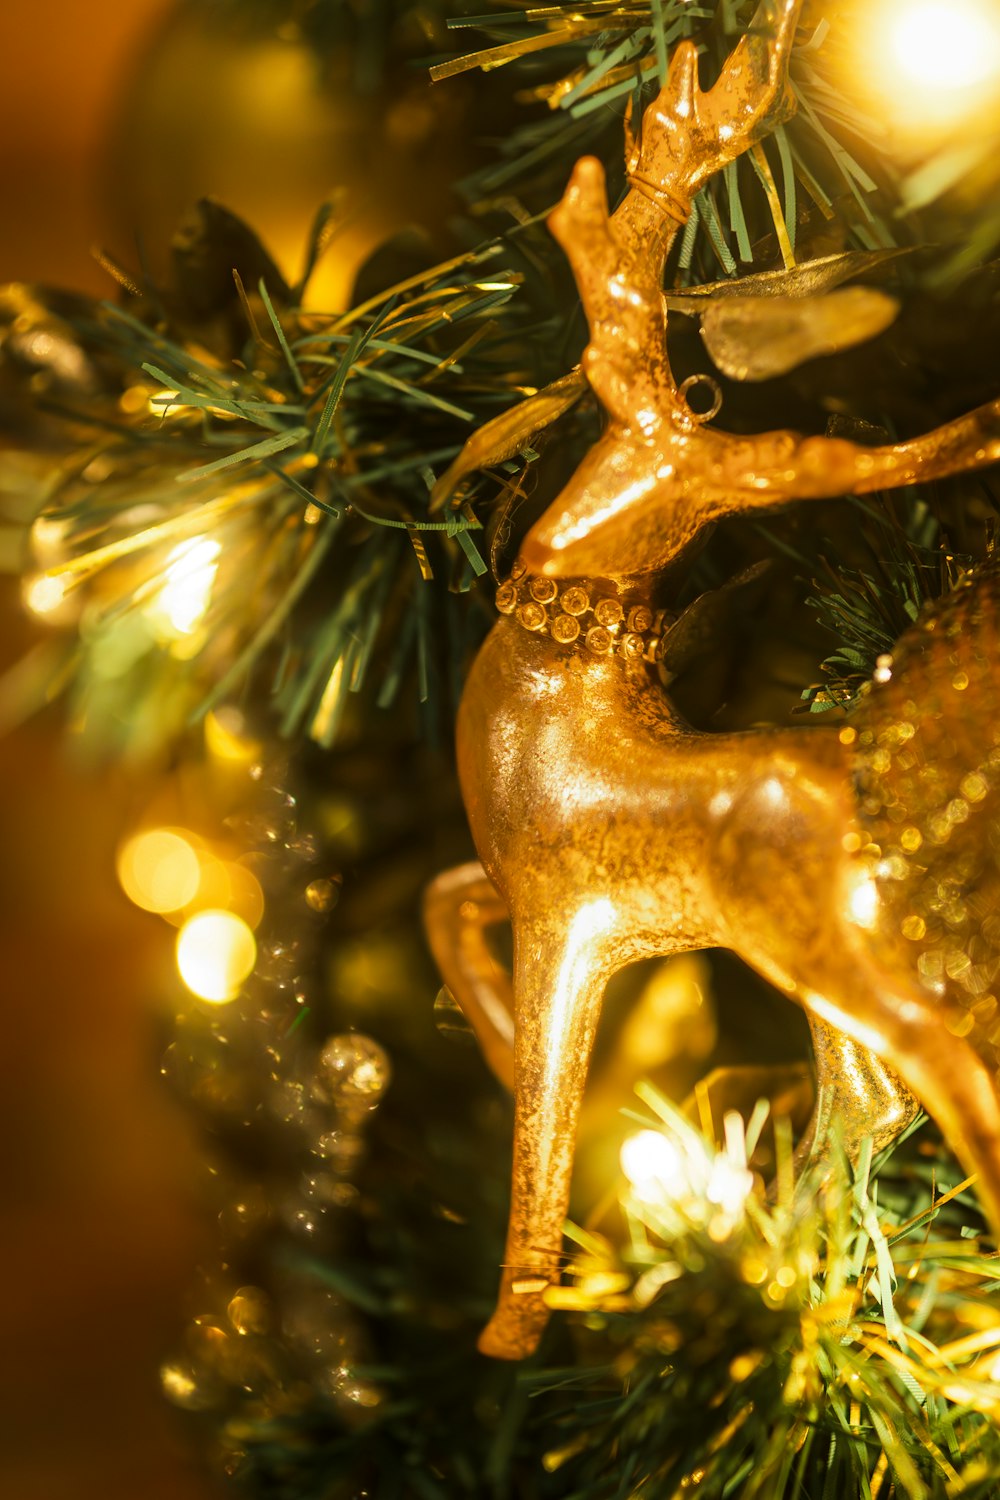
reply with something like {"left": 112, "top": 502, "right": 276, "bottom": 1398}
{"left": 495, "top": 561, "right": 672, "bottom": 664}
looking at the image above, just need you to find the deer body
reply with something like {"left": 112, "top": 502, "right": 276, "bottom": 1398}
{"left": 459, "top": 606, "right": 849, "bottom": 965}
{"left": 434, "top": 563, "right": 1000, "bottom": 1362}
{"left": 425, "top": 0, "right": 1000, "bottom": 1360}
{"left": 445, "top": 581, "right": 928, "bottom": 1361}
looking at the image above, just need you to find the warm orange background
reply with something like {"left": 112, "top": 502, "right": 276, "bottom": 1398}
{"left": 1, "top": 5, "right": 222, "bottom": 1497}
{"left": 2, "top": 4, "right": 172, "bottom": 291}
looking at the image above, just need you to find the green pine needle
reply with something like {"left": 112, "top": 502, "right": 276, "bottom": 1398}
{"left": 531, "top": 1095, "right": 1000, "bottom": 1500}
{"left": 3, "top": 225, "right": 562, "bottom": 753}
{"left": 799, "top": 499, "right": 973, "bottom": 714}
{"left": 440, "top": 1, "right": 914, "bottom": 283}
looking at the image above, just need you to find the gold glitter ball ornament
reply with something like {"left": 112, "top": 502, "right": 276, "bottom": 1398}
{"left": 101, "top": 2, "right": 489, "bottom": 310}
{"left": 317, "top": 1034, "right": 391, "bottom": 1115}
{"left": 305, "top": 876, "right": 341, "bottom": 914}
{"left": 852, "top": 570, "right": 1000, "bottom": 1055}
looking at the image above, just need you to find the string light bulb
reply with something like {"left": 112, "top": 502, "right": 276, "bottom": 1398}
{"left": 620, "top": 1116, "right": 755, "bottom": 1232}
{"left": 22, "top": 571, "right": 70, "bottom": 619}
{"left": 889, "top": 0, "right": 1000, "bottom": 89}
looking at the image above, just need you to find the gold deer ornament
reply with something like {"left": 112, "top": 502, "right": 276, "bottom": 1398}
{"left": 426, "top": 0, "right": 1000, "bottom": 1361}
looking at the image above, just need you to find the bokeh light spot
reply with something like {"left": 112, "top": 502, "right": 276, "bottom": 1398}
{"left": 23, "top": 572, "right": 69, "bottom": 617}
{"left": 176, "top": 909, "right": 257, "bottom": 1003}
{"left": 117, "top": 828, "right": 201, "bottom": 913}
{"left": 149, "top": 536, "right": 221, "bottom": 641}
{"left": 890, "top": 1, "right": 1000, "bottom": 89}
{"left": 620, "top": 1129, "right": 684, "bottom": 1202}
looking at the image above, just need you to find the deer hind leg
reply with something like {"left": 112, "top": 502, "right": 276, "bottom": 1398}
{"left": 879, "top": 1011, "right": 1000, "bottom": 1231}
{"left": 423, "top": 862, "right": 514, "bottom": 1092}
{"left": 802, "top": 960, "right": 1000, "bottom": 1232}
{"left": 798, "top": 1015, "right": 921, "bottom": 1172}
{"left": 479, "top": 902, "right": 620, "bottom": 1361}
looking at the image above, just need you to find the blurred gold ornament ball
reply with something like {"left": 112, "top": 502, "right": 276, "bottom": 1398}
{"left": 102, "top": 1, "right": 484, "bottom": 309}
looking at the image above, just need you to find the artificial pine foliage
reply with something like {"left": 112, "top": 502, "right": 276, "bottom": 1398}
{"left": 5, "top": 3, "right": 1000, "bottom": 1496}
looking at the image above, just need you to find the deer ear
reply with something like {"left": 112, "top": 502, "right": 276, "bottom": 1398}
{"left": 429, "top": 371, "right": 586, "bottom": 512}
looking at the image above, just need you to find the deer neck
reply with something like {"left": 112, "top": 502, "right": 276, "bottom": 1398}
{"left": 494, "top": 562, "right": 671, "bottom": 672}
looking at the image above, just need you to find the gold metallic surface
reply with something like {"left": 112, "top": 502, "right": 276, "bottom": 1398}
{"left": 444, "top": 562, "right": 1000, "bottom": 1360}
{"left": 519, "top": 0, "right": 1000, "bottom": 583}
{"left": 698, "top": 286, "right": 900, "bottom": 382}
{"left": 494, "top": 575, "right": 673, "bottom": 662}
{"left": 426, "top": 0, "right": 1000, "bottom": 1362}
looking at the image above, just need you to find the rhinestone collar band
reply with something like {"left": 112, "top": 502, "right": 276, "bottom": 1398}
{"left": 495, "top": 562, "right": 672, "bottom": 665}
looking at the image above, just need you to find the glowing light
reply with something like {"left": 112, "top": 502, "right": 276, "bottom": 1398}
{"left": 149, "top": 536, "right": 221, "bottom": 641}
{"left": 160, "top": 1362, "right": 202, "bottom": 1407}
{"left": 862, "top": 0, "right": 1000, "bottom": 134}
{"left": 620, "top": 1130, "right": 685, "bottom": 1202}
{"left": 23, "top": 572, "right": 69, "bottom": 617}
{"left": 889, "top": 1, "right": 1000, "bottom": 89}
{"left": 205, "top": 706, "right": 260, "bottom": 764}
{"left": 117, "top": 828, "right": 201, "bottom": 913}
{"left": 176, "top": 909, "right": 257, "bottom": 1003}
{"left": 847, "top": 875, "right": 879, "bottom": 929}
{"left": 706, "top": 1155, "right": 754, "bottom": 1217}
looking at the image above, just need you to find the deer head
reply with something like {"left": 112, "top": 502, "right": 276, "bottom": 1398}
{"left": 519, "top": 0, "right": 1000, "bottom": 581}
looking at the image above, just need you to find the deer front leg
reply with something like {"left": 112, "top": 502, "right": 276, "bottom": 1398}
{"left": 479, "top": 903, "right": 617, "bottom": 1360}
{"left": 799, "top": 956, "right": 1000, "bottom": 1233}
{"left": 423, "top": 861, "right": 515, "bottom": 1092}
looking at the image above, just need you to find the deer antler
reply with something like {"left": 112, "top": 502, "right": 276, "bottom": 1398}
{"left": 620, "top": 0, "right": 801, "bottom": 231}
{"left": 429, "top": 0, "right": 806, "bottom": 522}
{"left": 549, "top": 0, "right": 802, "bottom": 426}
